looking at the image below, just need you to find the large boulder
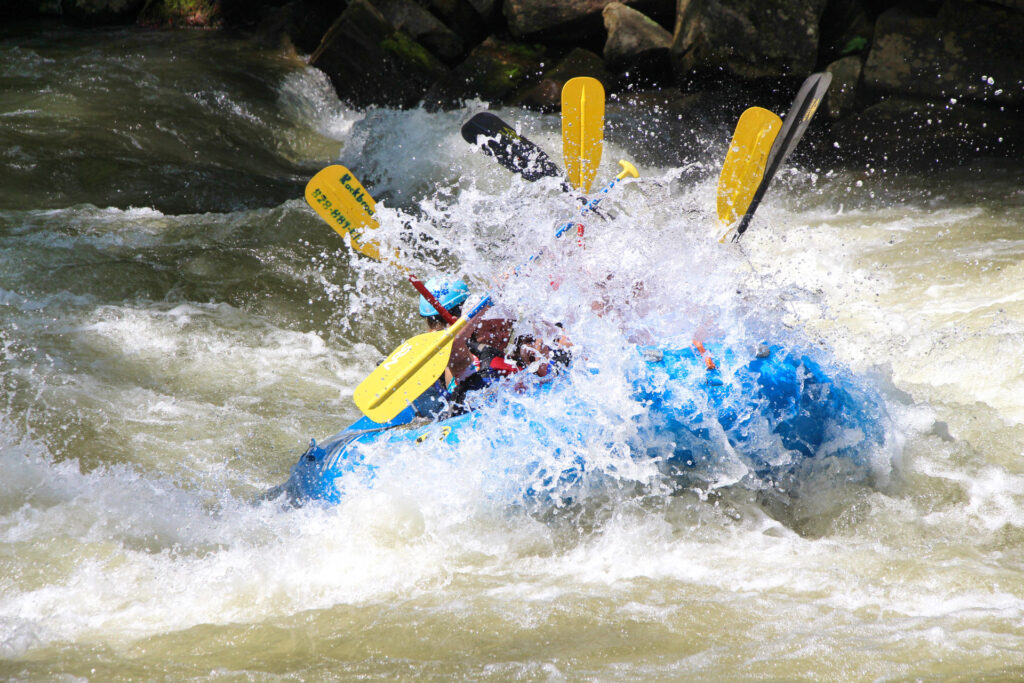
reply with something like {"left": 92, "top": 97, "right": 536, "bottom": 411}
{"left": 426, "top": 0, "right": 499, "bottom": 46}
{"left": 513, "top": 47, "right": 611, "bottom": 111}
{"left": 2, "top": 0, "right": 62, "bottom": 20}
{"left": 817, "top": 0, "right": 873, "bottom": 64}
{"left": 425, "top": 36, "right": 545, "bottom": 109}
{"left": 61, "top": 0, "right": 146, "bottom": 24}
{"left": 375, "top": 0, "right": 465, "bottom": 62}
{"left": 863, "top": 1, "right": 1024, "bottom": 106}
{"left": 310, "top": 0, "right": 448, "bottom": 109}
{"left": 825, "top": 55, "right": 862, "bottom": 120}
{"left": 670, "top": 0, "right": 828, "bottom": 83}
{"left": 137, "top": 0, "right": 222, "bottom": 27}
{"left": 602, "top": 2, "right": 672, "bottom": 70}
{"left": 504, "top": 0, "right": 673, "bottom": 40}
{"left": 246, "top": 0, "right": 342, "bottom": 52}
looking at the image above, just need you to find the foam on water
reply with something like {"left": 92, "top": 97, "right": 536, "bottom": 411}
{"left": 3, "top": 36, "right": 1024, "bottom": 677}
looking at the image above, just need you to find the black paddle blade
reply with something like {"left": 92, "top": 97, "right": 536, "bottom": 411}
{"left": 764, "top": 72, "right": 832, "bottom": 173}
{"left": 461, "top": 112, "right": 561, "bottom": 182}
{"left": 733, "top": 71, "right": 833, "bottom": 241}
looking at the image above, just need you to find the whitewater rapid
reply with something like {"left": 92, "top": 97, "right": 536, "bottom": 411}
{"left": 2, "top": 27, "right": 1024, "bottom": 680}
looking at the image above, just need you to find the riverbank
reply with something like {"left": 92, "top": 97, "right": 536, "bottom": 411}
{"left": 4, "top": 0, "right": 1023, "bottom": 171}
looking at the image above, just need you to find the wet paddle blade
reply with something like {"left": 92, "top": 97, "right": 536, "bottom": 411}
{"left": 461, "top": 112, "right": 561, "bottom": 182}
{"left": 353, "top": 318, "right": 468, "bottom": 423}
{"left": 764, "top": 72, "right": 832, "bottom": 173}
{"left": 732, "top": 72, "right": 833, "bottom": 241}
{"left": 717, "top": 107, "right": 782, "bottom": 227}
{"left": 304, "top": 165, "right": 381, "bottom": 260}
{"left": 561, "top": 77, "right": 604, "bottom": 193}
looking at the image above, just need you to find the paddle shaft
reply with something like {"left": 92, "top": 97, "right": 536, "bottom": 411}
{"left": 406, "top": 273, "right": 457, "bottom": 324}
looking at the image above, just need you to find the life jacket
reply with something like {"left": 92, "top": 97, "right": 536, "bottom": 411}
{"left": 466, "top": 336, "right": 521, "bottom": 385}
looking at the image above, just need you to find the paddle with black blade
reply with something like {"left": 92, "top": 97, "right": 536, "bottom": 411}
{"left": 728, "top": 72, "right": 832, "bottom": 242}
{"left": 304, "top": 165, "right": 456, "bottom": 324}
{"left": 461, "top": 107, "right": 612, "bottom": 223}
{"left": 353, "top": 159, "right": 640, "bottom": 424}
{"left": 460, "top": 112, "right": 562, "bottom": 183}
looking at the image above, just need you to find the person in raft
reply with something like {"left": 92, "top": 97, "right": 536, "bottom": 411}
{"left": 412, "top": 277, "right": 571, "bottom": 417}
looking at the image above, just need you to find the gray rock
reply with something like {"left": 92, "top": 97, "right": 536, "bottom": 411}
{"left": 825, "top": 56, "right": 862, "bottom": 120}
{"left": 513, "top": 47, "right": 611, "bottom": 111}
{"left": 310, "top": 0, "right": 448, "bottom": 109}
{"left": 61, "top": 0, "right": 146, "bottom": 24}
{"left": 374, "top": 0, "right": 464, "bottom": 62}
{"left": 2, "top": 0, "right": 62, "bottom": 19}
{"left": 426, "top": 0, "right": 497, "bottom": 45}
{"left": 818, "top": 0, "right": 873, "bottom": 64}
{"left": 670, "top": 0, "right": 828, "bottom": 82}
{"left": 425, "top": 36, "right": 545, "bottom": 108}
{"left": 986, "top": 0, "right": 1024, "bottom": 10}
{"left": 863, "top": 1, "right": 1024, "bottom": 106}
{"left": 466, "top": 0, "right": 497, "bottom": 14}
{"left": 137, "top": 0, "right": 221, "bottom": 27}
{"left": 602, "top": 2, "right": 672, "bottom": 69}
{"left": 504, "top": 0, "right": 669, "bottom": 40}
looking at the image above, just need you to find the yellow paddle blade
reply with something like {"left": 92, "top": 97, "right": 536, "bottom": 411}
{"left": 354, "top": 317, "right": 469, "bottom": 423}
{"left": 304, "top": 165, "right": 381, "bottom": 261}
{"left": 717, "top": 107, "right": 783, "bottom": 228}
{"left": 561, "top": 77, "right": 605, "bottom": 193}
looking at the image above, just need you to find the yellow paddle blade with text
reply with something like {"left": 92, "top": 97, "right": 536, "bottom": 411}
{"left": 717, "top": 107, "right": 783, "bottom": 228}
{"left": 354, "top": 317, "right": 469, "bottom": 423}
{"left": 561, "top": 77, "right": 605, "bottom": 193}
{"left": 304, "top": 165, "right": 381, "bottom": 261}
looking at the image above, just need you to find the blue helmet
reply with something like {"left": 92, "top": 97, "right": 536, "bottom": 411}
{"left": 419, "top": 277, "right": 469, "bottom": 317}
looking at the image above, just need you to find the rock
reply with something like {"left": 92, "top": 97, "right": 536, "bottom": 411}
{"left": 374, "top": 0, "right": 464, "bottom": 62}
{"left": 61, "top": 0, "right": 146, "bottom": 24}
{"left": 465, "top": 0, "right": 497, "bottom": 14}
{"left": 825, "top": 56, "right": 862, "bottom": 120}
{"left": 863, "top": 1, "right": 1024, "bottom": 106}
{"left": 602, "top": 2, "right": 672, "bottom": 71}
{"left": 670, "top": 0, "right": 828, "bottom": 83}
{"left": 137, "top": 0, "right": 222, "bottom": 27}
{"left": 505, "top": 0, "right": 672, "bottom": 40}
{"left": 310, "top": 0, "right": 448, "bottom": 109}
{"left": 512, "top": 47, "right": 611, "bottom": 111}
{"left": 2, "top": 0, "right": 62, "bottom": 19}
{"left": 246, "top": 0, "right": 341, "bottom": 53}
{"left": 986, "top": 0, "right": 1024, "bottom": 10}
{"left": 830, "top": 96, "right": 1024, "bottom": 167}
{"left": 425, "top": 0, "right": 497, "bottom": 46}
{"left": 424, "top": 36, "right": 545, "bottom": 109}
{"left": 817, "top": 0, "right": 873, "bottom": 64}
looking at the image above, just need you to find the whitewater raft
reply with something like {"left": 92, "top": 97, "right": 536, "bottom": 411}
{"left": 275, "top": 341, "right": 887, "bottom": 506}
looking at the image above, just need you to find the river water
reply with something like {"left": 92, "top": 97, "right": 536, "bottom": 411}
{"left": 2, "top": 26, "right": 1024, "bottom": 680}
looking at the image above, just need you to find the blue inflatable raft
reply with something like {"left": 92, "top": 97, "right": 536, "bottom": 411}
{"left": 273, "top": 341, "right": 888, "bottom": 506}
